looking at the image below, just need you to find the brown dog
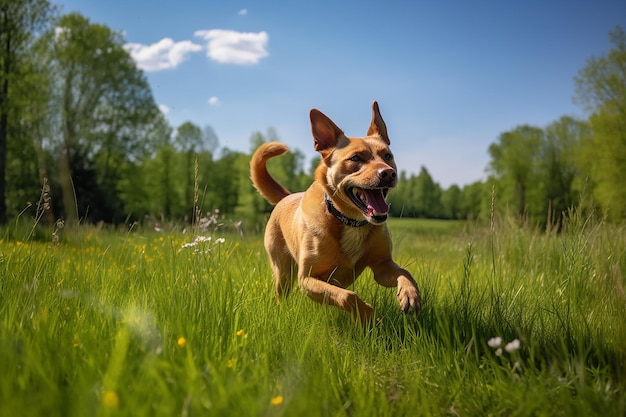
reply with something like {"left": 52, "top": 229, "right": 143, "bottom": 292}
{"left": 250, "top": 101, "right": 421, "bottom": 322}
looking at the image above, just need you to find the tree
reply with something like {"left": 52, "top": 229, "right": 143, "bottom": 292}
{"left": 459, "top": 180, "right": 488, "bottom": 220}
{"left": 211, "top": 150, "right": 242, "bottom": 214}
{"left": 37, "top": 12, "right": 161, "bottom": 224}
{"left": 153, "top": 144, "right": 181, "bottom": 218}
{"left": 413, "top": 167, "right": 443, "bottom": 218}
{"left": 117, "top": 117, "right": 172, "bottom": 220}
{"left": 0, "top": 0, "right": 54, "bottom": 223}
{"left": 175, "top": 121, "right": 204, "bottom": 219}
{"left": 441, "top": 184, "right": 462, "bottom": 219}
{"left": 203, "top": 125, "right": 219, "bottom": 154}
{"left": 388, "top": 171, "right": 409, "bottom": 217}
{"left": 488, "top": 125, "right": 543, "bottom": 219}
{"left": 542, "top": 116, "right": 590, "bottom": 226}
{"left": 388, "top": 167, "right": 442, "bottom": 218}
{"left": 575, "top": 26, "right": 626, "bottom": 220}
{"left": 575, "top": 26, "right": 626, "bottom": 114}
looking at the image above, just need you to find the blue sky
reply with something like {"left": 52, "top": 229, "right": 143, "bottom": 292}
{"left": 57, "top": 0, "right": 626, "bottom": 187}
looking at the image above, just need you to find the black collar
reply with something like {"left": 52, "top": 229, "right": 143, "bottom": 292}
{"left": 324, "top": 193, "right": 369, "bottom": 227}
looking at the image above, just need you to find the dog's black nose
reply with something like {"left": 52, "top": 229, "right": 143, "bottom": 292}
{"left": 378, "top": 168, "right": 396, "bottom": 180}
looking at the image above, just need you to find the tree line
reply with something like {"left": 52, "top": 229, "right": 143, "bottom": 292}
{"left": 390, "top": 27, "right": 626, "bottom": 227}
{"left": 388, "top": 116, "right": 592, "bottom": 226}
{"left": 1, "top": 1, "right": 625, "bottom": 229}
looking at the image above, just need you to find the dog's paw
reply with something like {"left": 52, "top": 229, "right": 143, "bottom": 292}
{"left": 339, "top": 290, "right": 374, "bottom": 323}
{"left": 355, "top": 299, "right": 375, "bottom": 324}
{"left": 396, "top": 280, "right": 421, "bottom": 314}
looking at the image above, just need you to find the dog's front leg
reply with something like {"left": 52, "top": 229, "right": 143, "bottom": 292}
{"left": 371, "top": 260, "right": 421, "bottom": 314}
{"left": 298, "top": 275, "right": 374, "bottom": 323}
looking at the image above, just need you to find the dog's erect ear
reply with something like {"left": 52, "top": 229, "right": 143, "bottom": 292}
{"left": 367, "top": 100, "right": 390, "bottom": 144}
{"left": 310, "top": 109, "right": 344, "bottom": 155}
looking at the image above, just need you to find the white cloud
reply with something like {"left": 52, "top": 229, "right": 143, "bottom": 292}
{"left": 158, "top": 104, "right": 170, "bottom": 114}
{"left": 208, "top": 96, "right": 220, "bottom": 106}
{"left": 124, "top": 38, "right": 202, "bottom": 71}
{"left": 238, "top": 8, "right": 248, "bottom": 15}
{"left": 194, "top": 29, "right": 269, "bottom": 65}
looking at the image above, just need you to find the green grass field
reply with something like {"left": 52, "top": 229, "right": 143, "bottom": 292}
{"left": 1, "top": 215, "right": 625, "bottom": 416}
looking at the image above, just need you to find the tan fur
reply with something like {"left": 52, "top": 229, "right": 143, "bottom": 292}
{"left": 250, "top": 101, "right": 421, "bottom": 322}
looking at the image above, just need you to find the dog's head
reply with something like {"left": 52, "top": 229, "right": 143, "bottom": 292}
{"left": 310, "top": 101, "right": 397, "bottom": 225}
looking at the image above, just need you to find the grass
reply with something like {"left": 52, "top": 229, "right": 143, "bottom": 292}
{"left": 1, "top": 215, "right": 625, "bottom": 416}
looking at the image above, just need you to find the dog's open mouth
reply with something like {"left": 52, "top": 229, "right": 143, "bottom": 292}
{"left": 347, "top": 187, "right": 390, "bottom": 222}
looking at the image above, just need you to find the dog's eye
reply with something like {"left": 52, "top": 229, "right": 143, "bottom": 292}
{"left": 384, "top": 153, "right": 393, "bottom": 161}
{"left": 349, "top": 155, "right": 361, "bottom": 162}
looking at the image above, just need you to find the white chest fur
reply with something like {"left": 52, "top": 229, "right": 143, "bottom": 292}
{"left": 339, "top": 226, "right": 371, "bottom": 265}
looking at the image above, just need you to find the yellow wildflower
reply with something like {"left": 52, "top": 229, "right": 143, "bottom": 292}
{"left": 271, "top": 395, "right": 284, "bottom": 406}
{"left": 103, "top": 390, "right": 119, "bottom": 408}
{"left": 177, "top": 337, "right": 187, "bottom": 348}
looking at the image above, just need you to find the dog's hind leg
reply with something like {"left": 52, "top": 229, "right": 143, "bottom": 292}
{"left": 264, "top": 223, "right": 296, "bottom": 301}
{"left": 269, "top": 256, "right": 296, "bottom": 300}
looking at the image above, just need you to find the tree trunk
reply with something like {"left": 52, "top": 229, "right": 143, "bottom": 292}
{"left": 59, "top": 145, "right": 78, "bottom": 225}
{"left": 60, "top": 66, "right": 79, "bottom": 225}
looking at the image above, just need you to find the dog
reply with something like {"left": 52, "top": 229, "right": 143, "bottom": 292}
{"left": 250, "top": 101, "right": 421, "bottom": 322}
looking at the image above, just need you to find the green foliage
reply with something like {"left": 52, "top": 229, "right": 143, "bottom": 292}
{"left": 575, "top": 26, "right": 626, "bottom": 221}
{"left": 175, "top": 122, "right": 205, "bottom": 215}
{"left": 581, "top": 109, "right": 626, "bottom": 220}
{"left": 210, "top": 150, "right": 245, "bottom": 215}
{"left": 542, "top": 116, "right": 591, "bottom": 225}
{"left": 485, "top": 118, "right": 594, "bottom": 228}
{"left": 488, "top": 125, "right": 544, "bottom": 218}
{"left": 0, "top": 0, "right": 56, "bottom": 223}
{"left": 1, "top": 215, "right": 624, "bottom": 416}
{"left": 441, "top": 184, "right": 462, "bottom": 219}
{"left": 32, "top": 12, "right": 162, "bottom": 223}
{"left": 459, "top": 180, "right": 490, "bottom": 220}
{"left": 389, "top": 167, "right": 443, "bottom": 218}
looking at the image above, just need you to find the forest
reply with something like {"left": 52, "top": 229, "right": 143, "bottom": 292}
{"left": 1, "top": 1, "right": 625, "bottom": 229}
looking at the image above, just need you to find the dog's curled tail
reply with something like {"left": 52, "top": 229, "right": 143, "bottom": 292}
{"left": 250, "top": 142, "right": 291, "bottom": 205}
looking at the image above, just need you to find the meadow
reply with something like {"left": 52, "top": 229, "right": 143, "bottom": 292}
{"left": 1, "top": 213, "right": 625, "bottom": 416}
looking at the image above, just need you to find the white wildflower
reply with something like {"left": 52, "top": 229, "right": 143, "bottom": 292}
{"left": 487, "top": 337, "right": 502, "bottom": 349}
{"left": 505, "top": 339, "right": 521, "bottom": 353}
{"left": 194, "top": 236, "right": 212, "bottom": 243}
{"left": 181, "top": 235, "right": 225, "bottom": 253}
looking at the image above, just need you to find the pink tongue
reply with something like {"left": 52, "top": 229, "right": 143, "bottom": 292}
{"left": 363, "top": 189, "right": 389, "bottom": 215}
